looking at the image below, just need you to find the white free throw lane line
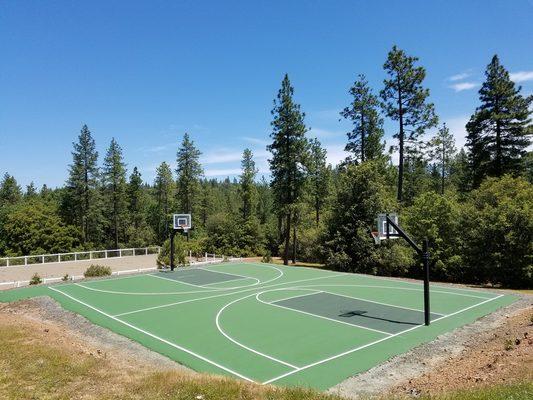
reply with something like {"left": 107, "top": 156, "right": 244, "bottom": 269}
{"left": 256, "top": 291, "right": 393, "bottom": 337}
{"left": 48, "top": 286, "right": 256, "bottom": 383}
{"left": 113, "top": 273, "right": 341, "bottom": 317}
{"left": 74, "top": 263, "right": 284, "bottom": 296}
{"left": 301, "top": 288, "right": 445, "bottom": 316}
{"left": 215, "top": 293, "right": 299, "bottom": 369}
{"left": 262, "top": 294, "right": 505, "bottom": 385}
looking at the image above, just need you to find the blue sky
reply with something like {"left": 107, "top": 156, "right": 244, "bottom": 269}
{"left": 1, "top": 0, "right": 532, "bottom": 188}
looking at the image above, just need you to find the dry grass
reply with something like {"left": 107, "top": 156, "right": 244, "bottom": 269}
{"left": 0, "top": 300, "right": 531, "bottom": 400}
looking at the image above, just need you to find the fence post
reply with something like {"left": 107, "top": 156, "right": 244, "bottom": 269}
{"left": 89, "top": 251, "right": 92, "bottom": 260}
{"left": 205, "top": 252, "right": 207, "bottom": 262}
{"left": 41, "top": 256, "right": 44, "bottom": 264}
{"left": 6, "top": 258, "right": 9, "bottom": 267}
{"left": 74, "top": 252, "right": 77, "bottom": 261}
{"left": 24, "top": 256, "right": 28, "bottom": 266}
{"left": 145, "top": 248, "right": 148, "bottom": 255}
{"left": 105, "top": 250, "right": 108, "bottom": 258}
{"left": 119, "top": 249, "right": 122, "bottom": 257}
{"left": 58, "top": 254, "right": 61, "bottom": 262}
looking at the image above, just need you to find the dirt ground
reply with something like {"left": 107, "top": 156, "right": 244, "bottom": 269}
{"left": 329, "top": 295, "right": 532, "bottom": 398}
{"left": 1, "top": 282, "right": 531, "bottom": 399}
{"left": 387, "top": 300, "right": 533, "bottom": 397}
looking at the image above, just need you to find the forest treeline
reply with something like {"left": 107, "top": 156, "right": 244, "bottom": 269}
{"left": 1, "top": 48, "right": 531, "bottom": 287}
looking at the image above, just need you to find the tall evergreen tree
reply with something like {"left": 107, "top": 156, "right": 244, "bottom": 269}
{"left": 153, "top": 162, "right": 174, "bottom": 241}
{"left": 466, "top": 55, "right": 532, "bottom": 187}
{"left": 0, "top": 173, "right": 22, "bottom": 206}
{"left": 306, "top": 138, "right": 330, "bottom": 225}
{"left": 64, "top": 125, "right": 102, "bottom": 245}
{"left": 239, "top": 149, "right": 258, "bottom": 221}
{"left": 380, "top": 46, "right": 438, "bottom": 202}
{"left": 427, "top": 123, "right": 456, "bottom": 194}
{"left": 450, "top": 148, "right": 471, "bottom": 196}
{"left": 102, "top": 138, "right": 128, "bottom": 249}
{"left": 340, "top": 74, "right": 385, "bottom": 163}
{"left": 268, "top": 74, "right": 308, "bottom": 265}
{"left": 25, "top": 182, "right": 38, "bottom": 198}
{"left": 176, "top": 133, "right": 203, "bottom": 214}
{"left": 127, "top": 167, "right": 151, "bottom": 245}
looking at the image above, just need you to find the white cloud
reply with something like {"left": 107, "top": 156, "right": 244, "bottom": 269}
{"left": 510, "top": 71, "right": 533, "bottom": 83}
{"left": 201, "top": 149, "right": 243, "bottom": 164}
{"left": 204, "top": 168, "right": 242, "bottom": 177}
{"left": 242, "top": 136, "right": 270, "bottom": 146}
{"left": 449, "top": 72, "right": 471, "bottom": 81}
{"left": 323, "top": 143, "right": 349, "bottom": 165}
{"left": 450, "top": 82, "right": 478, "bottom": 92}
{"left": 443, "top": 116, "right": 470, "bottom": 149}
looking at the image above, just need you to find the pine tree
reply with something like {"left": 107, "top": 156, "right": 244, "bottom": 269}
{"left": 306, "top": 138, "right": 330, "bottom": 225}
{"left": 64, "top": 125, "right": 102, "bottom": 245}
{"left": 176, "top": 133, "right": 203, "bottom": 214}
{"left": 102, "top": 138, "right": 128, "bottom": 249}
{"left": 427, "top": 123, "right": 456, "bottom": 194}
{"left": 239, "top": 149, "right": 258, "bottom": 221}
{"left": 340, "top": 74, "right": 385, "bottom": 163}
{"left": 127, "top": 167, "right": 151, "bottom": 245}
{"left": 466, "top": 55, "right": 532, "bottom": 187}
{"left": 0, "top": 173, "right": 22, "bottom": 206}
{"left": 380, "top": 46, "right": 438, "bottom": 202}
{"left": 268, "top": 74, "right": 308, "bottom": 265}
{"left": 450, "top": 148, "right": 471, "bottom": 196}
{"left": 25, "top": 182, "right": 38, "bottom": 198}
{"left": 153, "top": 162, "right": 175, "bottom": 241}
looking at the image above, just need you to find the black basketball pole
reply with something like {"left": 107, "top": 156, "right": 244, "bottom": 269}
{"left": 422, "top": 238, "right": 430, "bottom": 326}
{"left": 170, "top": 229, "right": 176, "bottom": 271}
{"left": 385, "top": 215, "right": 431, "bottom": 326}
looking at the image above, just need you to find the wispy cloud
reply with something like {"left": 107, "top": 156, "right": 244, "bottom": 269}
{"left": 204, "top": 168, "right": 242, "bottom": 177}
{"left": 242, "top": 136, "right": 270, "bottom": 146}
{"left": 510, "top": 71, "right": 533, "bottom": 83}
{"left": 201, "top": 147, "right": 269, "bottom": 165}
{"left": 448, "top": 72, "right": 471, "bottom": 81}
{"left": 450, "top": 82, "right": 478, "bottom": 92}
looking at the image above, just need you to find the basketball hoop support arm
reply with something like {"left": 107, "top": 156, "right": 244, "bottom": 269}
{"left": 385, "top": 215, "right": 431, "bottom": 326}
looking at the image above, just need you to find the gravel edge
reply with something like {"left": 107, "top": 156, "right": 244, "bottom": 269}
{"left": 327, "top": 293, "right": 531, "bottom": 399}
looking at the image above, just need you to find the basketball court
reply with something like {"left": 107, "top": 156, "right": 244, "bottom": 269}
{"left": 0, "top": 261, "right": 515, "bottom": 389}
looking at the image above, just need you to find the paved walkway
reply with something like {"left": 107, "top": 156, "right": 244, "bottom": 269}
{"left": 0, "top": 254, "right": 159, "bottom": 286}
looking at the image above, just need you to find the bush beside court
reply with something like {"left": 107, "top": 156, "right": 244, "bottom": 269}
{"left": 83, "top": 264, "right": 112, "bottom": 277}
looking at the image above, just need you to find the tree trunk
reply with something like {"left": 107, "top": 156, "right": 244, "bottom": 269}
{"left": 283, "top": 212, "right": 291, "bottom": 265}
{"left": 361, "top": 112, "right": 365, "bottom": 163}
{"left": 495, "top": 120, "right": 502, "bottom": 176}
{"left": 397, "top": 85, "right": 404, "bottom": 202}
{"left": 441, "top": 144, "right": 445, "bottom": 195}
{"left": 292, "top": 222, "right": 297, "bottom": 264}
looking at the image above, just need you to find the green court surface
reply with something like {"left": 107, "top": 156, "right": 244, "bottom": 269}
{"left": 0, "top": 262, "right": 516, "bottom": 389}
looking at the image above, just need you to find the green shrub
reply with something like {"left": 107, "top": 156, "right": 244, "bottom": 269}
{"left": 462, "top": 175, "right": 533, "bottom": 288}
{"left": 84, "top": 264, "right": 112, "bottom": 277}
{"left": 61, "top": 273, "right": 70, "bottom": 281}
{"left": 157, "top": 236, "right": 188, "bottom": 268}
{"left": 29, "top": 273, "right": 42, "bottom": 285}
{"left": 261, "top": 251, "right": 272, "bottom": 263}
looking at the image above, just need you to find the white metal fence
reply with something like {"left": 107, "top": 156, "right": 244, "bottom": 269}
{"left": 0, "top": 253, "right": 241, "bottom": 289}
{"left": 0, "top": 246, "right": 161, "bottom": 268}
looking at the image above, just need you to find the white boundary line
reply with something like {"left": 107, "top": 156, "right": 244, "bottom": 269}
{"left": 297, "top": 283, "right": 489, "bottom": 300}
{"left": 260, "top": 263, "right": 498, "bottom": 298}
{"left": 48, "top": 286, "right": 256, "bottom": 383}
{"left": 262, "top": 294, "right": 505, "bottom": 384}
